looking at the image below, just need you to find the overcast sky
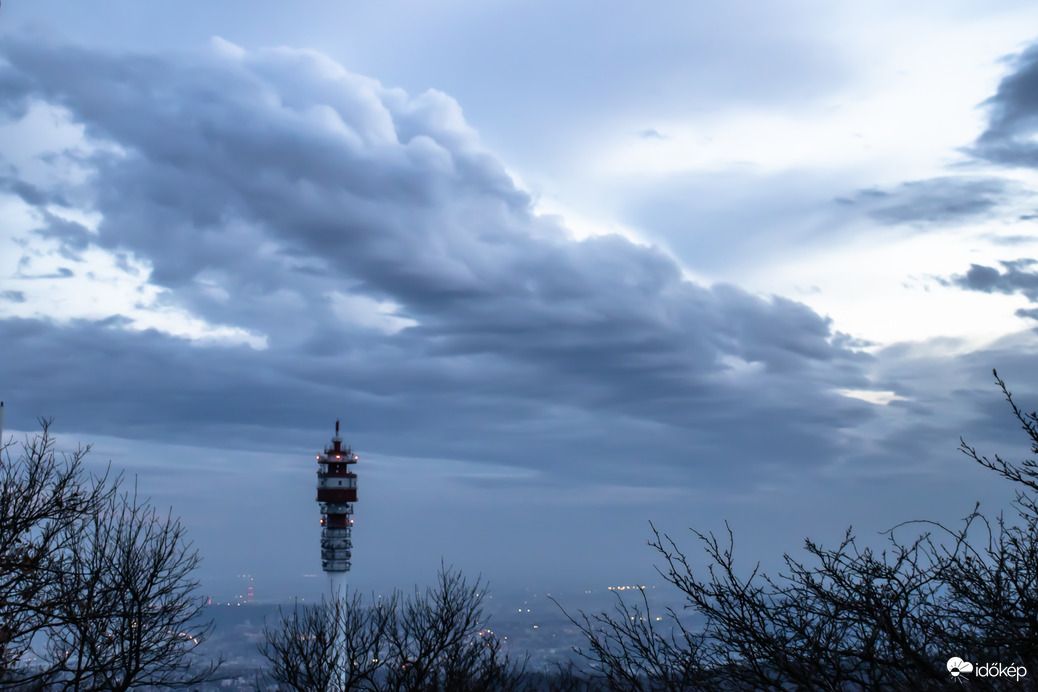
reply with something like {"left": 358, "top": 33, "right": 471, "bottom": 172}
{"left": 3, "top": 1, "right": 1038, "bottom": 602}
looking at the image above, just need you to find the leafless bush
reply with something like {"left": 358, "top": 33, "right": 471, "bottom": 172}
{"left": 0, "top": 419, "right": 219, "bottom": 690}
{"left": 260, "top": 564, "right": 528, "bottom": 692}
{"left": 561, "top": 370, "right": 1038, "bottom": 691}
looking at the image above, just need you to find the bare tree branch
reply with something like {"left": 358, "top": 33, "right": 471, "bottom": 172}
{"left": 559, "top": 369, "right": 1038, "bottom": 691}
{"left": 0, "top": 420, "right": 220, "bottom": 690}
{"left": 260, "top": 563, "right": 529, "bottom": 692}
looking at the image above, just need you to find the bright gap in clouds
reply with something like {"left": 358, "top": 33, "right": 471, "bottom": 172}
{"left": 594, "top": 40, "right": 1002, "bottom": 183}
{"left": 0, "top": 99, "right": 269, "bottom": 347}
{"left": 744, "top": 222, "right": 1038, "bottom": 354}
{"left": 0, "top": 197, "right": 269, "bottom": 349}
{"left": 834, "top": 389, "right": 908, "bottom": 406}
{"left": 584, "top": 6, "right": 1038, "bottom": 184}
{"left": 327, "top": 291, "right": 417, "bottom": 334}
{"left": 2, "top": 246, "right": 270, "bottom": 349}
{"left": 544, "top": 13, "right": 1038, "bottom": 353}
{"left": 514, "top": 164, "right": 717, "bottom": 289}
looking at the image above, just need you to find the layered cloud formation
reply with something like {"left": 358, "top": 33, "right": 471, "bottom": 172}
{"left": 6, "top": 32, "right": 1038, "bottom": 595}
{"left": 0, "top": 37, "right": 884, "bottom": 489}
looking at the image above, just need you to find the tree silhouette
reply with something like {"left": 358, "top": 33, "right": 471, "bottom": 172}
{"left": 260, "top": 564, "right": 528, "bottom": 692}
{"left": 261, "top": 590, "right": 396, "bottom": 692}
{"left": 0, "top": 419, "right": 220, "bottom": 690}
{"left": 561, "top": 370, "right": 1038, "bottom": 691}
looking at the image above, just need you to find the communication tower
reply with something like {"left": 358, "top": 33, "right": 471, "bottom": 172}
{"left": 316, "top": 420, "right": 358, "bottom": 573}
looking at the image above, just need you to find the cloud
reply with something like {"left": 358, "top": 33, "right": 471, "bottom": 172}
{"left": 5, "top": 27, "right": 1038, "bottom": 596}
{"left": 982, "top": 232, "right": 1038, "bottom": 245}
{"left": 973, "top": 43, "right": 1038, "bottom": 167}
{"left": 835, "top": 177, "right": 1016, "bottom": 226}
{"left": 1, "top": 290, "right": 26, "bottom": 303}
{"left": 940, "top": 259, "right": 1038, "bottom": 322}
{"left": 923, "top": 42, "right": 1038, "bottom": 327}
{"left": 17, "top": 266, "right": 74, "bottom": 279}
{"left": 0, "top": 37, "right": 889, "bottom": 493}
{"left": 1016, "top": 306, "right": 1038, "bottom": 320}
{"left": 0, "top": 312, "right": 873, "bottom": 491}
{"left": 0, "top": 174, "right": 71, "bottom": 207}
{"left": 943, "top": 259, "right": 1038, "bottom": 300}
{"left": 33, "top": 210, "right": 94, "bottom": 261}
{"left": 638, "top": 128, "right": 668, "bottom": 140}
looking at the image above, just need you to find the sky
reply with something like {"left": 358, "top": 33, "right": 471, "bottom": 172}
{"left": 3, "top": 1, "right": 1038, "bottom": 602}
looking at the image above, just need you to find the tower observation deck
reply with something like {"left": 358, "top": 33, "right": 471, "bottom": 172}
{"left": 316, "top": 420, "right": 358, "bottom": 573}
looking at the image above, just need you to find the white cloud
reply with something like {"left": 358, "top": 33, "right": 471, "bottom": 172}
{"left": 740, "top": 224, "right": 1038, "bottom": 352}
{"left": 835, "top": 389, "right": 909, "bottom": 406}
{"left": 0, "top": 197, "right": 267, "bottom": 348}
{"left": 327, "top": 291, "right": 417, "bottom": 334}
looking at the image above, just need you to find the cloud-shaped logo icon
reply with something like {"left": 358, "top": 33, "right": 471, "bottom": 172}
{"left": 948, "top": 657, "right": 974, "bottom": 677}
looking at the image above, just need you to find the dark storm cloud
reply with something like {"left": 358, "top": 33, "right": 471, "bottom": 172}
{"left": 0, "top": 315, "right": 872, "bottom": 490}
{"left": 940, "top": 259, "right": 1038, "bottom": 323}
{"left": 0, "top": 173, "right": 71, "bottom": 208}
{"left": 932, "top": 348, "right": 1038, "bottom": 452}
{"left": 835, "top": 177, "right": 1015, "bottom": 226}
{"left": 33, "top": 211, "right": 94, "bottom": 261}
{"left": 944, "top": 259, "right": 1038, "bottom": 301}
{"left": 0, "top": 38, "right": 886, "bottom": 488}
{"left": 974, "top": 43, "right": 1038, "bottom": 167}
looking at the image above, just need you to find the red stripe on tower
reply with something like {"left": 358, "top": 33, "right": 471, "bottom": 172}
{"left": 316, "top": 420, "right": 357, "bottom": 573}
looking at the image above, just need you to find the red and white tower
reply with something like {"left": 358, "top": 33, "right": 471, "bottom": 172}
{"left": 316, "top": 420, "right": 358, "bottom": 573}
